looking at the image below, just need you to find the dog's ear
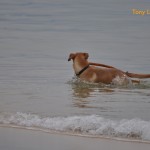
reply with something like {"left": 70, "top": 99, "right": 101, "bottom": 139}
{"left": 68, "top": 53, "right": 76, "bottom": 61}
{"left": 84, "top": 53, "right": 89, "bottom": 60}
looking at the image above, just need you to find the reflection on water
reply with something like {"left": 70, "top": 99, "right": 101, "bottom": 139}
{"left": 72, "top": 84, "right": 114, "bottom": 99}
{"left": 72, "top": 85, "right": 95, "bottom": 108}
{"left": 70, "top": 79, "right": 114, "bottom": 109}
{"left": 72, "top": 86, "right": 95, "bottom": 98}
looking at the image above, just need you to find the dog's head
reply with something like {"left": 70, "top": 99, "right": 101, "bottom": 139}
{"left": 68, "top": 52, "right": 89, "bottom": 61}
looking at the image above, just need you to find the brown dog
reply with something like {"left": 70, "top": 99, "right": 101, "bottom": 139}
{"left": 68, "top": 52, "right": 150, "bottom": 84}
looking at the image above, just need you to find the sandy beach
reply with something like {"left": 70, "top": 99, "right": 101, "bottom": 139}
{"left": 0, "top": 127, "right": 150, "bottom": 150}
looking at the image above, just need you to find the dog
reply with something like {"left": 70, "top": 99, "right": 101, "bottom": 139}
{"left": 68, "top": 52, "right": 150, "bottom": 84}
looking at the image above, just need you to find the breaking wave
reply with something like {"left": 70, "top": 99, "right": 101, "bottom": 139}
{"left": 0, "top": 112, "right": 150, "bottom": 142}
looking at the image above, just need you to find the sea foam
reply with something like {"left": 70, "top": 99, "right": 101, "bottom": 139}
{"left": 0, "top": 112, "right": 150, "bottom": 141}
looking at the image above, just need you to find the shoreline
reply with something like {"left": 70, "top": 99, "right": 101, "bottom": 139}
{"left": 0, "top": 126, "right": 150, "bottom": 150}
{"left": 0, "top": 124, "right": 150, "bottom": 144}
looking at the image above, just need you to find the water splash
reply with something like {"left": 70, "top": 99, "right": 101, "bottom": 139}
{"left": 67, "top": 76, "right": 150, "bottom": 89}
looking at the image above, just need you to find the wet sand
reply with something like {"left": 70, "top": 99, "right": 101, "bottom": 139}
{"left": 0, "top": 127, "right": 150, "bottom": 150}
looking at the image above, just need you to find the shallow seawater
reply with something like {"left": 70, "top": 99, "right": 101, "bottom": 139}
{"left": 0, "top": 0, "right": 150, "bottom": 142}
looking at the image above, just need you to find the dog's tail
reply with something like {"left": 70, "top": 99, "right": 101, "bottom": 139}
{"left": 125, "top": 72, "right": 150, "bottom": 79}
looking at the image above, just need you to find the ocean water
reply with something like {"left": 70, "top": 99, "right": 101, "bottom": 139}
{"left": 0, "top": 0, "right": 150, "bottom": 142}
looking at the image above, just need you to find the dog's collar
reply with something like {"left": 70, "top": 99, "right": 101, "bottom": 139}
{"left": 76, "top": 64, "right": 90, "bottom": 77}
